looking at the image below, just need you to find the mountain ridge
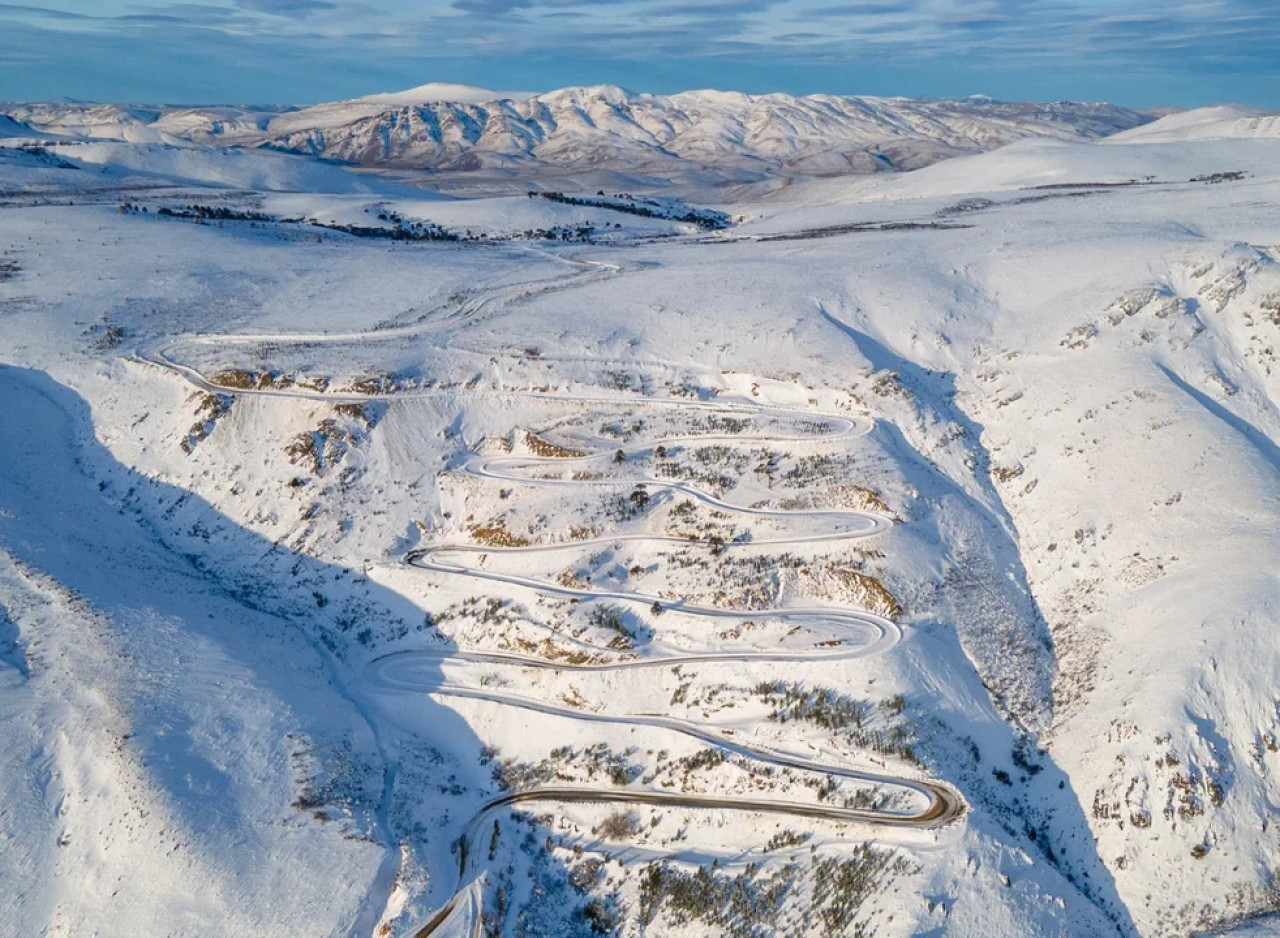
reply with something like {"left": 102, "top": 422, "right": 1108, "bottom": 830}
{"left": 2, "top": 84, "right": 1156, "bottom": 183}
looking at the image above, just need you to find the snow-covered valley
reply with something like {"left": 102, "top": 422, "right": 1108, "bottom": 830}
{"left": 1, "top": 100, "right": 1279, "bottom": 937}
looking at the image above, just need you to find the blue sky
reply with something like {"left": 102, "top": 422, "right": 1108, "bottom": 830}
{"left": 1, "top": 0, "right": 1277, "bottom": 107}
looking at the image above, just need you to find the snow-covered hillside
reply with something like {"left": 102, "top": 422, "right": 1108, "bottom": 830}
{"left": 1, "top": 102, "right": 1279, "bottom": 938}
{"left": 1106, "top": 106, "right": 1280, "bottom": 143}
{"left": 0, "top": 114, "right": 43, "bottom": 139}
{"left": 3, "top": 86, "right": 1151, "bottom": 187}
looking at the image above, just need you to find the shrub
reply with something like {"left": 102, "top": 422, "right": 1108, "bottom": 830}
{"left": 597, "top": 810, "right": 641, "bottom": 840}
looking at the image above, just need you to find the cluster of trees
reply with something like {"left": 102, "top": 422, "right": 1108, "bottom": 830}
{"left": 528, "top": 190, "right": 730, "bottom": 231}
{"left": 637, "top": 860, "right": 795, "bottom": 935}
{"left": 1191, "top": 171, "right": 1247, "bottom": 184}
{"left": 134, "top": 201, "right": 464, "bottom": 242}
{"left": 508, "top": 223, "right": 599, "bottom": 243}
{"left": 17, "top": 145, "right": 75, "bottom": 168}
{"left": 310, "top": 219, "right": 458, "bottom": 241}
{"left": 155, "top": 203, "right": 272, "bottom": 222}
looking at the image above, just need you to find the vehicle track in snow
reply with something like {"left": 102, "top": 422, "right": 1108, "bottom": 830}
{"left": 133, "top": 244, "right": 629, "bottom": 396}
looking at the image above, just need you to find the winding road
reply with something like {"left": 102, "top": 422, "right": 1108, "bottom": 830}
{"left": 135, "top": 251, "right": 965, "bottom": 938}
{"left": 376, "top": 412, "right": 965, "bottom": 937}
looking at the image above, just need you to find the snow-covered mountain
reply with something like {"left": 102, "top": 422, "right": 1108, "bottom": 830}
{"left": 3, "top": 85, "right": 1151, "bottom": 182}
{"left": 4, "top": 98, "right": 1280, "bottom": 938}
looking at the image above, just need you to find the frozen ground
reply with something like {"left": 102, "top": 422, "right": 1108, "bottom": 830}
{"left": 1, "top": 107, "right": 1279, "bottom": 937}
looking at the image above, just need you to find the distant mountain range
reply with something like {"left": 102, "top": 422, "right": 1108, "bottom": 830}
{"left": 1, "top": 83, "right": 1155, "bottom": 183}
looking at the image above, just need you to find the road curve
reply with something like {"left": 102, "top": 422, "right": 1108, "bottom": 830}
{"left": 134, "top": 271, "right": 965, "bottom": 936}
{"left": 372, "top": 677, "right": 961, "bottom": 823}
{"left": 390, "top": 407, "right": 964, "bottom": 937}
{"left": 133, "top": 245, "right": 629, "bottom": 403}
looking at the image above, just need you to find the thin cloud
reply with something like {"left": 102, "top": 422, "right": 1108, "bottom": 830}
{"left": 0, "top": 2, "right": 94, "bottom": 18}
{"left": 450, "top": 0, "right": 532, "bottom": 13}
{"left": 805, "top": 1, "right": 917, "bottom": 16}
{"left": 0, "top": 0, "right": 1277, "bottom": 106}
{"left": 238, "top": 0, "right": 337, "bottom": 13}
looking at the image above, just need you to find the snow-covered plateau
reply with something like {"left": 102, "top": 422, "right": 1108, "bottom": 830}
{"left": 0, "top": 96, "right": 1278, "bottom": 938}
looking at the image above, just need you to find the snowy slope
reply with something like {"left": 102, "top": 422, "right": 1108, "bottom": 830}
{"left": 744, "top": 135, "right": 1280, "bottom": 225}
{"left": 1106, "top": 106, "right": 1280, "bottom": 143}
{"left": 41, "top": 140, "right": 414, "bottom": 194}
{"left": 0, "top": 366, "right": 390, "bottom": 936}
{"left": 2, "top": 109, "right": 1280, "bottom": 938}
{"left": 0, "top": 114, "right": 45, "bottom": 139}
{"left": 0, "top": 100, "right": 287, "bottom": 143}
{"left": 0, "top": 139, "right": 427, "bottom": 198}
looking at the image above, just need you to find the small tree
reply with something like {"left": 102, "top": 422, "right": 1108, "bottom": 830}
{"left": 598, "top": 810, "right": 640, "bottom": 839}
{"left": 614, "top": 449, "right": 626, "bottom": 464}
